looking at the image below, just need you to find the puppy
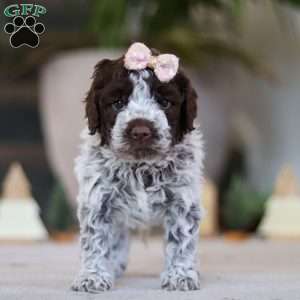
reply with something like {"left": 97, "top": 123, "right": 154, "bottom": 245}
{"left": 72, "top": 43, "right": 204, "bottom": 293}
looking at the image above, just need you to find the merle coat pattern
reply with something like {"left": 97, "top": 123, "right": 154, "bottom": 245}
{"left": 71, "top": 56, "right": 204, "bottom": 293}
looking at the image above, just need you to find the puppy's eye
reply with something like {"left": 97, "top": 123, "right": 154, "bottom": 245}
{"left": 157, "top": 98, "right": 171, "bottom": 110}
{"left": 112, "top": 100, "right": 126, "bottom": 111}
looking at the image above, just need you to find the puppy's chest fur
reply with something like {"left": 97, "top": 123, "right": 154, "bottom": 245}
{"left": 111, "top": 166, "right": 175, "bottom": 227}
{"left": 76, "top": 129, "right": 203, "bottom": 228}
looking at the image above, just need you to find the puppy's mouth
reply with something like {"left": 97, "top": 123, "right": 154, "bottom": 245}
{"left": 129, "top": 146, "right": 159, "bottom": 160}
{"left": 115, "top": 144, "right": 160, "bottom": 161}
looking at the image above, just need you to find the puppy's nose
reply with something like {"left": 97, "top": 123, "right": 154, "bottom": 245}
{"left": 130, "top": 125, "right": 152, "bottom": 141}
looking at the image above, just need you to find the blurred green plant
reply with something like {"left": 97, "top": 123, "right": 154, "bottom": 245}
{"left": 89, "top": 0, "right": 259, "bottom": 70}
{"left": 89, "top": 0, "right": 244, "bottom": 45}
{"left": 280, "top": 0, "right": 300, "bottom": 6}
{"left": 88, "top": 0, "right": 300, "bottom": 74}
{"left": 222, "top": 176, "right": 269, "bottom": 232}
{"left": 46, "top": 180, "right": 75, "bottom": 232}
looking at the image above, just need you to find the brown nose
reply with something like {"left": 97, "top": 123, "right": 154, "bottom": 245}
{"left": 130, "top": 125, "right": 152, "bottom": 141}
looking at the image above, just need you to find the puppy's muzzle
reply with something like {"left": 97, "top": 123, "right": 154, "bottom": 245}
{"left": 124, "top": 118, "right": 159, "bottom": 159}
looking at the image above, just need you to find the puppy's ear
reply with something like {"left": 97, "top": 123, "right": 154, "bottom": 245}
{"left": 179, "top": 72, "right": 198, "bottom": 135}
{"left": 85, "top": 59, "right": 113, "bottom": 135}
{"left": 85, "top": 86, "right": 99, "bottom": 135}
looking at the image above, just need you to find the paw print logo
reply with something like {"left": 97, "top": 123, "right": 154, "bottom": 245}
{"left": 4, "top": 16, "right": 45, "bottom": 48}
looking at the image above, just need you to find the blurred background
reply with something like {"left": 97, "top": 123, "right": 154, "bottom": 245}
{"left": 0, "top": 0, "right": 300, "bottom": 239}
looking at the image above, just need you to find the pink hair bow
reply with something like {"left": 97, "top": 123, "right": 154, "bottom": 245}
{"left": 124, "top": 42, "right": 179, "bottom": 83}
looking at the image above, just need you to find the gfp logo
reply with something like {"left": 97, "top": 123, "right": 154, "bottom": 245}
{"left": 3, "top": 4, "right": 47, "bottom": 48}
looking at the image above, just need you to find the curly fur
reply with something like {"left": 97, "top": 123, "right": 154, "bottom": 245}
{"left": 71, "top": 66, "right": 204, "bottom": 293}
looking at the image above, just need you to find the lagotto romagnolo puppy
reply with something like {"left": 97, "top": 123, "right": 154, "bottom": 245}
{"left": 71, "top": 42, "right": 204, "bottom": 293}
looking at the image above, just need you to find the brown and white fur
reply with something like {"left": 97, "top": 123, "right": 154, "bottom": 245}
{"left": 71, "top": 55, "right": 204, "bottom": 293}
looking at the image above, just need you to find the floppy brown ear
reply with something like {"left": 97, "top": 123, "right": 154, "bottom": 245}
{"left": 85, "top": 59, "right": 113, "bottom": 135}
{"left": 179, "top": 74, "right": 198, "bottom": 134}
{"left": 85, "top": 86, "right": 99, "bottom": 135}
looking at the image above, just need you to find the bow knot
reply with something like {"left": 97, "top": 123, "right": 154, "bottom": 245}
{"left": 124, "top": 42, "right": 179, "bottom": 83}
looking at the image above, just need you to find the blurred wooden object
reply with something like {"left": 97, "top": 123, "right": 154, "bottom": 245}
{"left": 2, "top": 162, "right": 31, "bottom": 199}
{"left": 50, "top": 231, "right": 76, "bottom": 243}
{"left": 274, "top": 165, "right": 300, "bottom": 197}
{"left": 0, "top": 162, "right": 48, "bottom": 241}
{"left": 224, "top": 231, "right": 250, "bottom": 241}
{"left": 200, "top": 178, "right": 218, "bottom": 237}
{"left": 258, "top": 165, "right": 300, "bottom": 239}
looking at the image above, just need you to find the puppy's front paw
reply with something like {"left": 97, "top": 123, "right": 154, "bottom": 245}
{"left": 161, "top": 268, "right": 200, "bottom": 291}
{"left": 71, "top": 272, "right": 113, "bottom": 293}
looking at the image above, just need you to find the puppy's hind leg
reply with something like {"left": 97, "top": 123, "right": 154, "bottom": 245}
{"left": 111, "top": 227, "right": 130, "bottom": 278}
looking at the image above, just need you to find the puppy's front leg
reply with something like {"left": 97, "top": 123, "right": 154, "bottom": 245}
{"left": 72, "top": 194, "right": 116, "bottom": 293}
{"left": 161, "top": 187, "right": 201, "bottom": 291}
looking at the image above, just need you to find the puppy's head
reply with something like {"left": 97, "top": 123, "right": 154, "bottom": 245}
{"left": 85, "top": 53, "right": 197, "bottom": 161}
